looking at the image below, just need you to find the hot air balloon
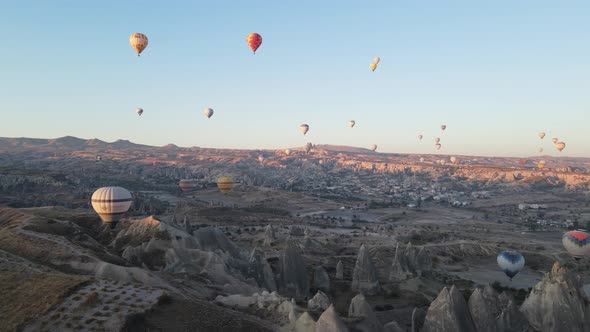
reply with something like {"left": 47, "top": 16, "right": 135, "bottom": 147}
{"left": 129, "top": 33, "right": 148, "bottom": 56}
{"left": 246, "top": 33, "right": 262, "bottom": 54}
{"left": 440, "top": 159, "right": 446, "bottom": 165}
{"left": 96, "top": 155, "right": 102, "bottom": 162}
{"left": 450, "top": 156, "right": 457, "bottom": 163}
{"left": 434, "top": 137, "right": 440, "bottom": 144}
{"left": 555, "top": 142, "right": 566, "bottom": 152}
{"left": 441, "top": 125, "right": 447, "bottom": 131}
{"left": 373, "top": 57, "right": 380, "bottom": 65}
{"left": 538, "top": 132, "right": 546, "bottom": 139}
{"left": 348, "top": 120, "right": 356, "bottom": 128}
{"left": 136, "top": 108, "right": 143, "bottom": 116}
{"left": 418, "top": 134, "right": 423, "bottom": 140}
{"left": 305, "top": 142, "right": 312, "bottom": 153}
{"left": 552, "top": 138, "right": 558, "bottom": 144}
{"left": 152, "top": 160, "right": 158, "bottom": 166}
{"left": 258, "top": 155, "right": 265, "bottom": 163}
{"left": 435, "top": 144, "right": 442, "bottom": 150}
{"left": 538, "top": 147, "right": 544, "bottom": 153}
{"left": 497, "top": 251, "right": 525, "bottom": 280}
{"left": 91, "top": 187, "right": 133, "bottom": 228}
{"left": 370, "top": 144, "right": 377, "bottom": 151}
{"left": 563, "top": 230, "right": 590, "bottom": 260}
{"left": 370, "top": 63, "right": 377, "bottom": 72}
{"left": 179, "top": 179, "right": 196, "bottom": 193}
{"left": 520, "top": 159, "right": 526, "bottom": 165}
{"left": 285, "top": 149, "right": 291, "bottom": 156}
{"left": 217, "top": 176, "right": 234, "bottom": 194}
{"left": 300, "top": 124, "right": 309, "bottom": 135}
{"left": 419, "top": 157, "right": 425, "bottom": 162}
{"left": 538, "top": 161, "right": 546, "bottom": 170}
{"left": 204, "top": 108, "right": 214, "bottom": 119}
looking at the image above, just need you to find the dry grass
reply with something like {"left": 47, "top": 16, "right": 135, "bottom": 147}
{"left": 0, "top": 270, "right": 90, "bottom": 332}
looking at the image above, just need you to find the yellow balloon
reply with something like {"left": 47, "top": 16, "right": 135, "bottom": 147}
{"left": 217, "top": 177, "right": 234, "bottom": 194}
{"left": 129, "top": 33, "right": 148, "bottom": 56}
{"left": 370, "top": 63, "right": 377, "bottom": 72}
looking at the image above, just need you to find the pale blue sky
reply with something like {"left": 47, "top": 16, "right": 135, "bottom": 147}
{"left": 0, "top": 1, "right": 588, "bottom": 157}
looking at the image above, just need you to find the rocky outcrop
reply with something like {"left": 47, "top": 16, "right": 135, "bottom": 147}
{"left": 520, "top": 261, "right": 586, "bottom": 332}
{"left": 313, "top": 266, "right": 330, "bottom": 292}
{"left": 308, "top": 290, "right": 330, "bottom": 311}
{"left": 351, "top": 244, "right": 381, "bottom": 296}
{"left": 349, "top": 293, "right": 382, "bottom": 332}
{"left": 384, "top": 320, "right": 405, "bottom": 332}
{"left": 315, "top": 304, "right": 350, "bottom": 332}
{"left": 290, "top": 226, "right": 304, "bottom": 236}
{"left": 496, "top": 300, "right": 529, "bottom": 332}
{"left": 247, "top": 247, "right": 277, "bottom": 292}
{"left": 389, "top": 243, "right": 413, "bottom": 282}
{"left": 467, "top": 285, "right": 501, "bottom": 332}
{"left": 294, "top": 312, "right": 316, "bottom": 332}
{"left": 389, "top": 242, "right": 432, "bottom": 282}
{"left": 336, "top": 260, "right": 344, "bottom": 280}
{"left": 279, "top": 242, "right": 309, "bottom": 301}
{"left": 263, "top": 224, "right": 275, "bottom": 246}
{"left": 422, "top": 285, "right": 476, "bottom": 332}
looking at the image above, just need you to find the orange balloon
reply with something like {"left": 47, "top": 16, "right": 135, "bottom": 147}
{"left": 246, "top": 33, "right": 263, "bottom": 54}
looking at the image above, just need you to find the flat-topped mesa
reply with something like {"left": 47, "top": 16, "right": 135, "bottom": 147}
{"left": 351, "top": 244, "right": 381, "bottom": 296}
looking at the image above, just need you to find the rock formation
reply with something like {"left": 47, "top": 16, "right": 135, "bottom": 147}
{"left": 467, "top": 285, "right": 501, "bottom": 332}
{"left": 263, "top": 224, "right": 275, "bottom": 246}
{"left": 313, "top": 266, "right": 330, "bottom": 292}
{"left": 422, "top": 285, "right": 477, "bottom": 332}
{"left": 389, "top": 242, "right": 432, "bottom": 282}
{"left": 384, "top": 320, "right": 405, "bottom": 332}
{"left": 520, "top": 261, "right": 586, "bottom": 332}
{"left": 315, "top": 304, "right": 350, "bottom": 332}
{"left": 348, "top": 293, "right": 382, "bottom": 331}
{"left": 279, "top": 242, "right": 309, "bottom": 301}
{"left": 294, "top": 311, "right": 316, "bottom": 332}
{"left": 308, "top": 290, "right": 330, "bottom": 311}
{"left": 351, "top": 244, "right": 381, "bottom": 296}
{"left": 247, "top": 247, "right": 277, "bottom": 292}
{"left": 336, "top": 260, "right": 344, "bottom": 280}
{"left": 496, "top": 300, "right": 529, "bottom": 332}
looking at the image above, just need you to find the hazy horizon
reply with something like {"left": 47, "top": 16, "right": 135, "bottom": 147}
{"left": 1, "top": 1, "right": 589, "bottom": 157}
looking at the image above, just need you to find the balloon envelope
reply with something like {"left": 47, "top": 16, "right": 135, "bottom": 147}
{"left": 370, "top": 63, "right": 377, "bottom": 72}
{"left": 538, "top": 132, "right": 546, "bottom": 139}
{"left": 555, "top": 142, "right": 566, "bottom": 152}
{"left": 435, "top": 144, "right": 442, "bottom": 150}
{"left": 300, "top": 124, "right": 309, "bottom": 135}
{"left": 418, "top": 135, "right": 423, "bottom": 140}
{"left": 434, "top": 137, "right": 440, "bottom": 143}
{"left": 370, "top": 144, "right": 377, "bottom": 151}
{"left": 179, "top": 179, "right": 196, "bottom": 193}
{"left": 373, "top": 57, "right": 380, "bottom": 64}
{"left": 246, "top": 33, "right": 263, "bottom": 53}
{"left": 497, "top": 251, "right": 525, "bottom": 280}
{"left": 441, "top": 125, "right": 447, "bottom": 131}
{"left": 204, "top": 108, "right": 214, "bottom": 118}
{"left": 348, "top": 120, "right": 356, "bottom": 128}
{"left": 91, "top": 187, "right": 132, "bottom": 227}
{"left": 305, "top": 143, "right": 312, "bottom": 153}
{"left": 136, "top": 108, "right": 143, "bottom": 116}
{"left": 563, "top": 230, "right": 590, "bottom": 259}
{"left": 217, "top": 177, "right": 234, "bottom": 194}
{"left": 129, "top": 33, "right": 148, "bottom": 56}
{"left": 552, "top": 138, "right": 558, "bottom": 144}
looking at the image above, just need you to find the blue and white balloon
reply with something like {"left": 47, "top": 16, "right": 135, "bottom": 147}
{"left": 497, "top": 251, "right": 525, "bottom": 280}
